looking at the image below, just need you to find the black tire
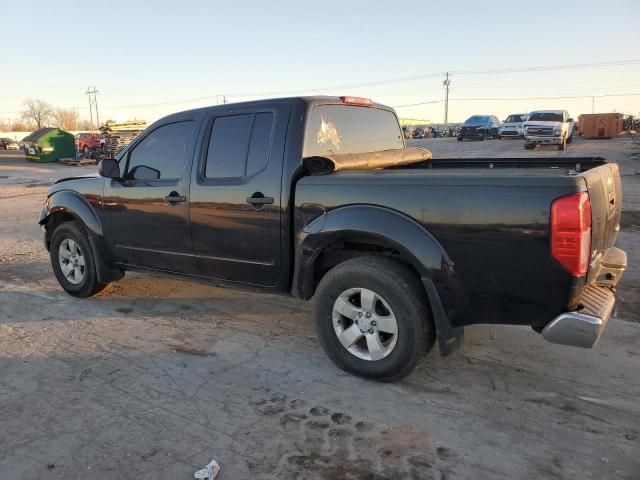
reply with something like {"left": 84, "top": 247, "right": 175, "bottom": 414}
{"left": 497, "top": 135, "right": 502, "bottom": 140}
{"left": 566, "top": 133, "right": 573, "bottom": 144}
{"left": 50, "top": 221, "right": 106, "bottom": 298}
{"left": 558, "top": 135, "right": 567, "bottom": 150}
{"left": 313, "top": 256, "right": 435, "bottom": 382}
{"left": 457, "top": 137, "right": 463, "bottom": 142}
{"left": 525, "top": 143, "right": 535, "bottom": 150}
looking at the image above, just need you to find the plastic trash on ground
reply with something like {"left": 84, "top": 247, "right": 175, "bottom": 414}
{"left": 194, "top": 458, "right": 221, "bottom": 479}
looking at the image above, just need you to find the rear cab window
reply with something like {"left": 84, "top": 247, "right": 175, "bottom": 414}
{"left": 303, "top": 105, "right": 403, "bottom": 157}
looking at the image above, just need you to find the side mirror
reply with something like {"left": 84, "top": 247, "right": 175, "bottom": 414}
{"left": 128, "top": 164, "right": 161, "bottom": 181}
{"left": 567, "top": 118, "right": 574, "bottom": 123}
{"left": 98, "top": 158, "right": 121, "bottom": 179}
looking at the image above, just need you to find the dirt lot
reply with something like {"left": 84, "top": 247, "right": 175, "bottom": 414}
{"left": 1, "top": 136, "right": 639, "bottom": 480}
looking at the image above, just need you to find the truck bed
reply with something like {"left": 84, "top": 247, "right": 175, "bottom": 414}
{"left": 296, "top": 157, "right": 621, "bottom": 328}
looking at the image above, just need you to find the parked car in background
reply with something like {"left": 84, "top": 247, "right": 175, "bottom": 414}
{"left": 498, "top": 113, "right": 528, "bottom": 139}
{"left": 524, "top": 110, "right": 574, "bottom": 150}
{"left": 39, "top": 96, "right": 626, "bottom": 381}
{"left": 457, "top": 115, "right": 500, "bottom": 141}
{"left": 412, "top": 127, "right": 429, "bottom": 139}
{"left": 0, "top": 138, "right": 20, "bottom": 150}
{"left": 76, "top": 132, "right": 104, "bottom": 154}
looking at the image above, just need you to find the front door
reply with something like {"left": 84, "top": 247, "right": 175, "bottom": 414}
{"left": 189, "top": 105, "right": 289, "bottom": 286}
{"left": 103, "top": 119, "right": 198, "bottom": 273}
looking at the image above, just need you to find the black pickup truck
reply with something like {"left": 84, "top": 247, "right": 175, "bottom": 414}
{"left": 39, "top": 96, "right": 627, "bottom": 381}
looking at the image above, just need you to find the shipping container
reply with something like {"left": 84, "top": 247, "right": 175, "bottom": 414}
{"left": 578, "top": 113, "right": 623, "bottom": 139}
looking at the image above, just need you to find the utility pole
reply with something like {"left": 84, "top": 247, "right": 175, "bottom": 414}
{"left": 85, "top": 86, "right": 100, "bottom": 130}
{"left": 443, "top": 72, "right": 450, "bottom": 126}
{"left": 591, "top": 96, "right": 595, "bottom": 114}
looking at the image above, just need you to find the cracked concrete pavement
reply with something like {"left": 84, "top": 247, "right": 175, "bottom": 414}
{"left": 1, "top": 136, "right": 639, "bottom": 479}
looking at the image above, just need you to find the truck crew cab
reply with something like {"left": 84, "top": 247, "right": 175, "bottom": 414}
{"left": 40, "top": 96, "right": 626, "bottom": 381}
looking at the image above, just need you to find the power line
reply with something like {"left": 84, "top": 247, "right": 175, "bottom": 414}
{"left": 450, "top": 92, "right": 640, "bottom": 102}
{"left": 393, "top": 99, "right": 443, "bottom": 108}
{"left": 392, "top": 92, "right": 640, "bottom": 108}
{"left": 450, "top": 60, "right": 640, "bottom": 76}
{"left": 97, "top": 58, "right": 640, "bottom": 110}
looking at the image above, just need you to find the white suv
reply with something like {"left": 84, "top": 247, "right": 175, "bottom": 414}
{"left": 524, "top": 110, "right": 574, "bottom": 150}
{"left": 498, "top": 113, "right": 528, "bottom": 138}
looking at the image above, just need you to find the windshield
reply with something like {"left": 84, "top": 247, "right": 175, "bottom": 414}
{"left": 464, "top": 115, "right": 489, "bottom": 125}
{"left": 303, "top": 105, "right": 403, "bottom": 157}
{"left": 528, "top": 112, "right": 563, "bottom": 122}
{"left": 505, "top": 114, "right": 526, "bottom": 123}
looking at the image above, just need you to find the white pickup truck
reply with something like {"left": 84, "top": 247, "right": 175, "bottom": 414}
{"left": 524, "top": 110, "right": 574, "bottom": 150}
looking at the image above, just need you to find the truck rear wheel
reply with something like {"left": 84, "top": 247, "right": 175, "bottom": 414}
{"left": 50, "top": 221, "right": 106, "bottom": 298}
{"left": 313, "top": 256, "right": 435, "bottom": 382}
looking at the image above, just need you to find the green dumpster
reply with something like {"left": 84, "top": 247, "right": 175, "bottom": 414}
{"left": 23, "top": 127, "right": 76, "bottom": 162}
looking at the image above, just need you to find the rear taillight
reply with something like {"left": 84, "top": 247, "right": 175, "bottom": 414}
{"left": 550, "top": 192, "right": 592, "bottom": 276}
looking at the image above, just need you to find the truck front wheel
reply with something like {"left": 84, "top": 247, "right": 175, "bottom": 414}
{"left": 313, "top": 256, "right": 435, "bottom": 382}
{"left": 50, "top": 221, "right": 106, "bottom": 298}
{"left": 558, "top": 135, "right": 567, "bottom": 150}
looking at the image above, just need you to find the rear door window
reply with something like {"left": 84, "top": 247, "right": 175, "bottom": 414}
{"left": 303, "top": 105, "right": 403, "bottom": 157}
{"left": 204, "top": 112, "right": 275, "bottom": 179}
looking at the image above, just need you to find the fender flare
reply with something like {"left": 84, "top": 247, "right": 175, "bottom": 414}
{"left": 40, "top": 190, "right": 123, "bottom": 284}
{"left": 292, "top": 204, "right": 464, "bottom": 354}
{"left": 40, "top": 190, "right": 103, "bottom": 237}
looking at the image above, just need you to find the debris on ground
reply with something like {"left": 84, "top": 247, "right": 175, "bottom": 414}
{"left": 100, "top": 120, "right": 147, "bottom": 158}
{"left": 58, "top": 158, "right": 97, "bottom": 166}
{"left": 194, "top": 458, "right": 221, "bottom": 479}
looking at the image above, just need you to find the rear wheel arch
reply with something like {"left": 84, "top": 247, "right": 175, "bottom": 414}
{"left": 293, "top": 205, "right": 453, "bottom": 298}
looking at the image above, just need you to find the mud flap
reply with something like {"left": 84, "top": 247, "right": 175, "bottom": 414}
{"left": 422, "top": 278, "right": 464, "bottom": 356}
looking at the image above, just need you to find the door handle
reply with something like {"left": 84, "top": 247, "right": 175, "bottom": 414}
{"left": 247, "top": 193, "right": 274, "bottom": 207}
{"left": 164, "top": 192, "right": 186, "bottom": 203}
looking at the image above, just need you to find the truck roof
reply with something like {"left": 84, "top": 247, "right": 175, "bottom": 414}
{"left": 160, "top": 96, "right": 395, "bottom": 120}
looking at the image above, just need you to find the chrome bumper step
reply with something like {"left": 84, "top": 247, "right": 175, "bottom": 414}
{"left": 542, "top": 285, "right": 616, "bottom": 348}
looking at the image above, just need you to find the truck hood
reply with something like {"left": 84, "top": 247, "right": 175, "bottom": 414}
{"left": 48, "top": 174, "right": 103, "bottom": 196}
{"left": 53, "top": 173, "right": 100, "bottom": 185}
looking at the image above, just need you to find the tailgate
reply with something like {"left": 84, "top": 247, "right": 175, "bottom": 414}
{"left": 582, "top": 163, "right": 622, "bottom": 278}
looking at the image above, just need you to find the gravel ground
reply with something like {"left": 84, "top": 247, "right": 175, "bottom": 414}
{"left": 1, "top": 137, "right": 639, "bottom": 480}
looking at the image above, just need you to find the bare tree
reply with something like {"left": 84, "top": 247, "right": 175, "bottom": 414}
{"left": 21, "top": 98, "right": 54, "bottom": 129}
{"left": 10, "top": 119, "right": 35, "bottom": 131}
{"left": 53, "top": 108, "right": 79, "bottom": 131}
{"left": 77, "top": 119, "right": 94, "bottom": 130}
{"left": 0, "top": 119, "right": 10, "bottom": 131}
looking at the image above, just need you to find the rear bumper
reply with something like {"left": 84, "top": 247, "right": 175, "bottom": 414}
{"left": 542, "top": 248, "right": 626, "bottom": 348}
{"left": 542, "top": 285, "right": 616, "bottom": 348}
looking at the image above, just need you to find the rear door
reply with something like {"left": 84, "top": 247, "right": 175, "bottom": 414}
{"left": 189, "top": 104, "right": 290, "bottom": 286}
